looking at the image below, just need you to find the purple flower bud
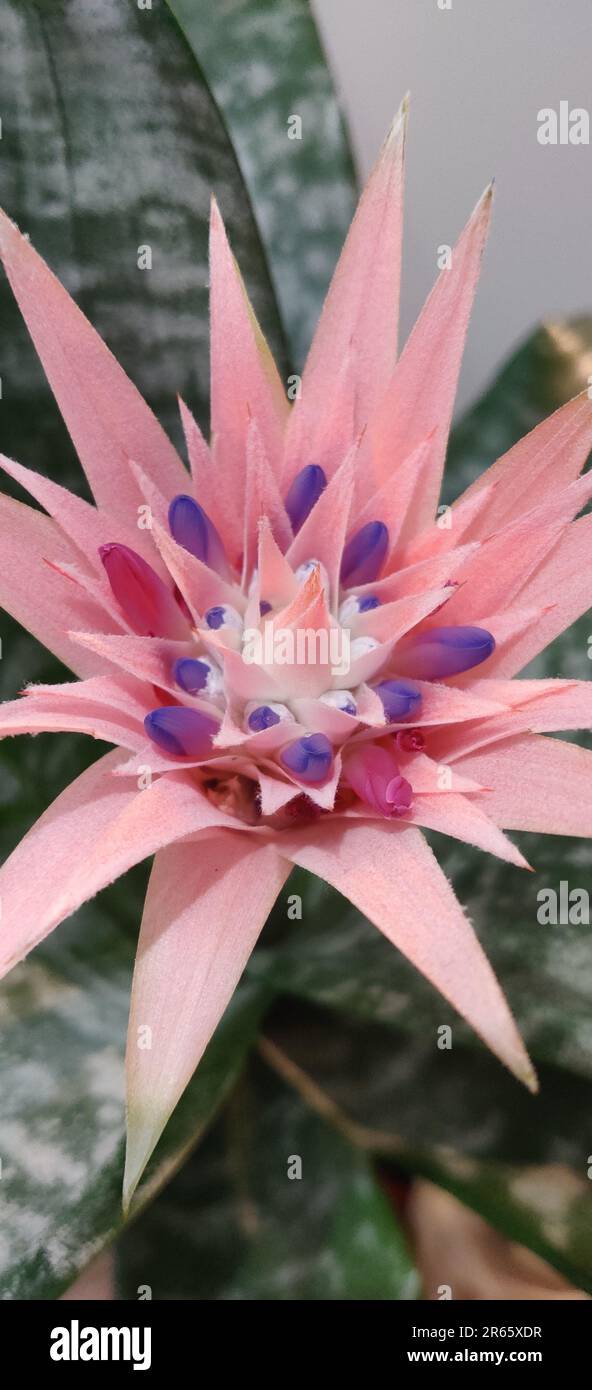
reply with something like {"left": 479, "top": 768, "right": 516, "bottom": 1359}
{"left": 284, "top": 464, "right": 327, "bottom": 533}
{"left": 173, "top": 657, "right": 211, "bottom": 694}
{"left": 99, "top": 543, "right": 188, "bottom": 638}
{"left": 247, "top": 704, "right": 282, "bottom": 732}
{"left": 168, "top": 495, "right": 229, "bottom": 577}
{"left": 396, "top": 626, "right": 496, "bottom": 680}
{"left": 340, "top": 521, "right": 389, "bottom": 587}
{"left": 205, "top": 606, "right": 225, "bottom": 630}
{"left": 357, "top": 594, "right": 380, "bottom": 612}
{"left": 373, "top": 679, "right": 422, "bottom": 722}
{"left": 279, "top": 733, "right": 333, "bottom": 784}
{"left": 144, "top": 706, "right": 218, "bottom": 757}
{"left": 259, "top": 600, "right": 272, "bottom": 617}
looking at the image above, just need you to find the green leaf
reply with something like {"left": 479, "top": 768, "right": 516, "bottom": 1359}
{"left": 0, "top": 898, "right": 269, "bottom": 1300}
{"left": 116, "top": 1058, "right": 419, "bottom": 1300}
{"left": 251, "top": 843, "right": 592, "bottom": 1083}
{"left": 170, "top": 0, "right": 357, "bottom": 367}
{"left": 262, "top": 999, "right": 592, "bottom": 1172}
{"left": 262, "top": 1007, "right": 592, "bottom": 1295}
{"left": 0, "top": 0, "right": 288, "bottom": 487}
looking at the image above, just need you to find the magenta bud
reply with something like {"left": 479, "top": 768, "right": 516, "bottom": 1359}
{"left": 396, "top": 626, "right": 496, "bottom": 680}
{"left": 346, "top": 744, "right": 413, "bottom": 818}
{"left": 144, "top": 706, "right": 219, "bottom": 757}
{"left": 99, "top": 543, "right": 188, "bottom": 637}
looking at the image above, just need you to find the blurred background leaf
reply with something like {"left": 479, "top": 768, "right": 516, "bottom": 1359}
{"left": 0, "top": 0, "right": 287, "bottom": 484}
{"left": 259, "top": 1008, "right": 592, "bottom": 1295}
{"left": 116, "top": 1059, "right": 419, "bottom": 1300}
{"left": 0, "top": 905, "right": 268, "bottom": 1300}
{"left": 170, "top": 0, "right": 357, "bottom": 368}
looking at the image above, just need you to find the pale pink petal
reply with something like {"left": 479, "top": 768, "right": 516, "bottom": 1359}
{"left": 69, "top": 631, "right": 194, "bottom": 694}
{"left": 209, "top": 199, "right": 288, "bottom": 518}
{"left": 354, "top": 434, "right": 436, "bottom": 552}
{"left": 369, "top": 186, "right": 492, "bottom": 521}
{"left": 242, "top": 419, "right": 292, "bottom": 581}
{"left": 124, "top": 834, "right": 289, "bottom": 1206}
{"left": 0, "top": 692, "right": 145, "bottom": 751}
{"left": 409, "top": 792, "right": 531, "bottom": 869}
{"left": 485, "top": 514, "right": 592, "bottom": 676}
{"left": 362, "top": 542, "right": 479, "bottom": 604}
{"left": 397, "top": 751, "right": 485, "bottom": 794}
{"left": 284, "top": 348, "right": 357, "bottom": 489}
{"left": 356, "top": 586, "right": 454, "bottom": 644}
{"left": 429, "top": 678, "right": 592, "bottom": 763}
{"left": 0, "top": 208, "right": 187, "bottom": 519}
{"left": 453, "top": 733, "right": 592, "bottom": 836}
{"left": 431, "top": 472, "right": 592, "bottom": 625}
{"left": 0, "top": 494, "right": 119, "bottom": 676}
{"left": 178, "top": 395, "right": 242, "bottom": 554}
{"left": 0, "top": 749, "right": 140, "bottom": 977}
{"left": 453, "top": 390, "right": 592, "bottom": 541}
{"left": 0, "top": 453, "right": 157, "bottom": 572}
{"left": 278, "top": 818, "right": 535, "bottom": 1088}
{"left": 402, "top": 482, "right": 498, "bottom": 565}
{"left": 257, "top": 516, "right": 298, "bottom": 609}
{"left": 0, "top": 762, "right": 251, "bottom": 983}
{"left": 151, "top": 520, "right": 242, "bottom": 622}
{"left": 285, "top": 97, "right": 407, "bottom": 478}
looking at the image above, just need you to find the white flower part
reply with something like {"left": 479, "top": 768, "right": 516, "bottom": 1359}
{"left": 205, "top": 603, "right": 243, "bottom": 633}
{"left": 320, "top": 689, "right": 358, "bottom": 716}
{"left": 243, "top": 700, "right": 292, "bottom": 733}
{"left": 294, "top": 558, "right": 329, "bottom": 593}
{"left": 201, "top": 659, "right": 225, "bottom": 701}
{"left": 349, "top": 636, "right": 379, "bottom": 661}
{"left": 338, "top": 595, "right": 361, "bottom": 626}
{"left": 248, "top": 567, "right": 259, "bottom": 597}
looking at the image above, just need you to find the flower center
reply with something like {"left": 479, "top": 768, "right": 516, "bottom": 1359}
{"left": 98, "top": 470, "right": 495, "bottom": 819}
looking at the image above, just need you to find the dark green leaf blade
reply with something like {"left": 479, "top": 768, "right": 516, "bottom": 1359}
{"left": 264, "top": 1005, "right": 592, "bottom": 1295}
{"left": 0, "top": 0, "right": 288, "bottom": 482}
{"left": 0, "top": 896, "right": 268, "bottom": 1301}
{"left": 170, "top": 0, "right": 357, "bottom": 367}
{"left": 116, "top": 1059, "right": 419, "bottom": 1300}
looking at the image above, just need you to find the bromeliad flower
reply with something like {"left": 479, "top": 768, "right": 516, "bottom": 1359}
{"left": 2, "top": 99, "right": 592, "bottom": 1208}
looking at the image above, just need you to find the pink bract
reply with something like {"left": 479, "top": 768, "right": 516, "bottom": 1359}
{"left": 1, "top": 99, "right": 592, "bottom": 1207}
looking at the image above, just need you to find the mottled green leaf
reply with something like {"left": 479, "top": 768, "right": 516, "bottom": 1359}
{"left": 170, "top": 0, "right": 357, "bottom": 368}
{"left": 0, "top": 902, "right": 268, "bottom": 1300}
{"left": 116, "top": 1059, "right": 419, "bottom": 1300}
{"left": 0, "top": 0, "right": 287, "bottom": 487}
{"left": 263, "top": 1005, "right": 592, "bottom": 1294}
{"left": 251, "top": 837, "right": 592, "bottom": 1082}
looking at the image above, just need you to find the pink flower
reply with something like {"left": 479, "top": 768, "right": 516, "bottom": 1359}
{"left": 1, "top": 99, "right": 592, "bottom": 1207}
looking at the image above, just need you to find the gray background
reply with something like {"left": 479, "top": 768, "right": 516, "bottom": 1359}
{"left": 313, "top": 0, "right": 592, "bottom": 408}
